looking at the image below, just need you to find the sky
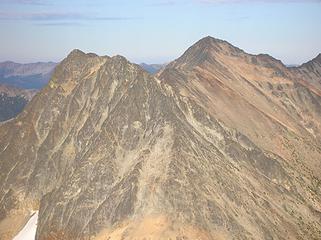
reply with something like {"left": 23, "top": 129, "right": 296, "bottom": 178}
{"left": 0, "top": 0, "right": 320, "bottom": 65}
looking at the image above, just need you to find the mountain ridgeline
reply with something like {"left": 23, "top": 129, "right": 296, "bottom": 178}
{"left": 0, "top": 37, "right": 321, "bottom": 240}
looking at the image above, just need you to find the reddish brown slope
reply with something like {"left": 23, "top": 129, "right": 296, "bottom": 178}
{"left": 158, "top": 36, "right": 321, "bottom": 178}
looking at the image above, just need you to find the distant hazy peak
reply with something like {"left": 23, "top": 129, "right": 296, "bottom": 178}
{"left": 0, "top": 61, "right": 19, "bottom": 67}
{"left": 140, "top": 63, "right": 166, "bottom": 74}
{"left": 0, "top": 84, "right": 36, "bottom": 100}
{"left": 0, "top": 61, "right": 57, "bottom": 89}
{"left": 0, "top": 60, "right": 56, "bottom": 70}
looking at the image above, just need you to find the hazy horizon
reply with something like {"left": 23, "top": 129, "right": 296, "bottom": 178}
{"left": 1, "top": 0, "right": 321, "bottom": 65}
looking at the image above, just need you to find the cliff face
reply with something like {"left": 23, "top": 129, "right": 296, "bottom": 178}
{"left": 0, "top": 38, "right": 321, "bottom": 240}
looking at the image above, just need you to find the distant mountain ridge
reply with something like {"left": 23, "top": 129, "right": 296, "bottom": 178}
{"left": 0, "top": 60, "right": 54, "bottom": 120}
{"left": 0, "top": 84, "right": 36, "bottom": 122}
{"left": 139, "top": 63, "right": 166, "bottom": 74}
{"left": 0, "top": 61, "right": 57, "bottom": 89}
{"left": 0, "top": 84, "right": 36, "bottom": 100}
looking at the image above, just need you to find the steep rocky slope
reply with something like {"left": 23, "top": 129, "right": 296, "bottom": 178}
{"left": 0, "top": 38, "right": 320, "bottom": 240}
{"left": 158, "top": 37, "right": 321, "bottom": 177}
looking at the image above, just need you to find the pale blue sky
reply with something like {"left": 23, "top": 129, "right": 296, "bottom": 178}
{"left": 0, "top": 0, "right": 320, "bottom": 64}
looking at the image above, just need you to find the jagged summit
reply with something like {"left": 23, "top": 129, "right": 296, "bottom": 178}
{"left": 47, "top": 50, "right": 150, "bottom": 93}
{"left": 65, "top": 50, "right": 132, "bottom": 66}
{"left": 65, "top": 49, "right": 101, "bottom": 61}
{"left": 48, "top": 50, "right": 137, "bottom": 88}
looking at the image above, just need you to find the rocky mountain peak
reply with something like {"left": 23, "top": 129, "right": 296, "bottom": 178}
{"left": 48, "top": 49, "right": 107, "bottom": 87}
{"left": 196, "top": 36, "right": 229, "bottom": 47}
{"left": 196, "top": 36, "right": 244, "bottom": 55}
{"left": 67, "top": 49, "right": 86, "bottom": 58}
{"left": 165, "top": 36, "right": 246, "bottom": 70}
{"left": 160, "top": 36, "right": 288, "bottom": 83}
{"left": 1, "top": 38, "right": 321, "bottom": 240}
{"left": 64, "top": 49, "right": 101, "bottom": 64}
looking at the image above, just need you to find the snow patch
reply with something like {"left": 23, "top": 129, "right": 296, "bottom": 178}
{"left": 13, "top": 211, "right": 38, "bottom": 240}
